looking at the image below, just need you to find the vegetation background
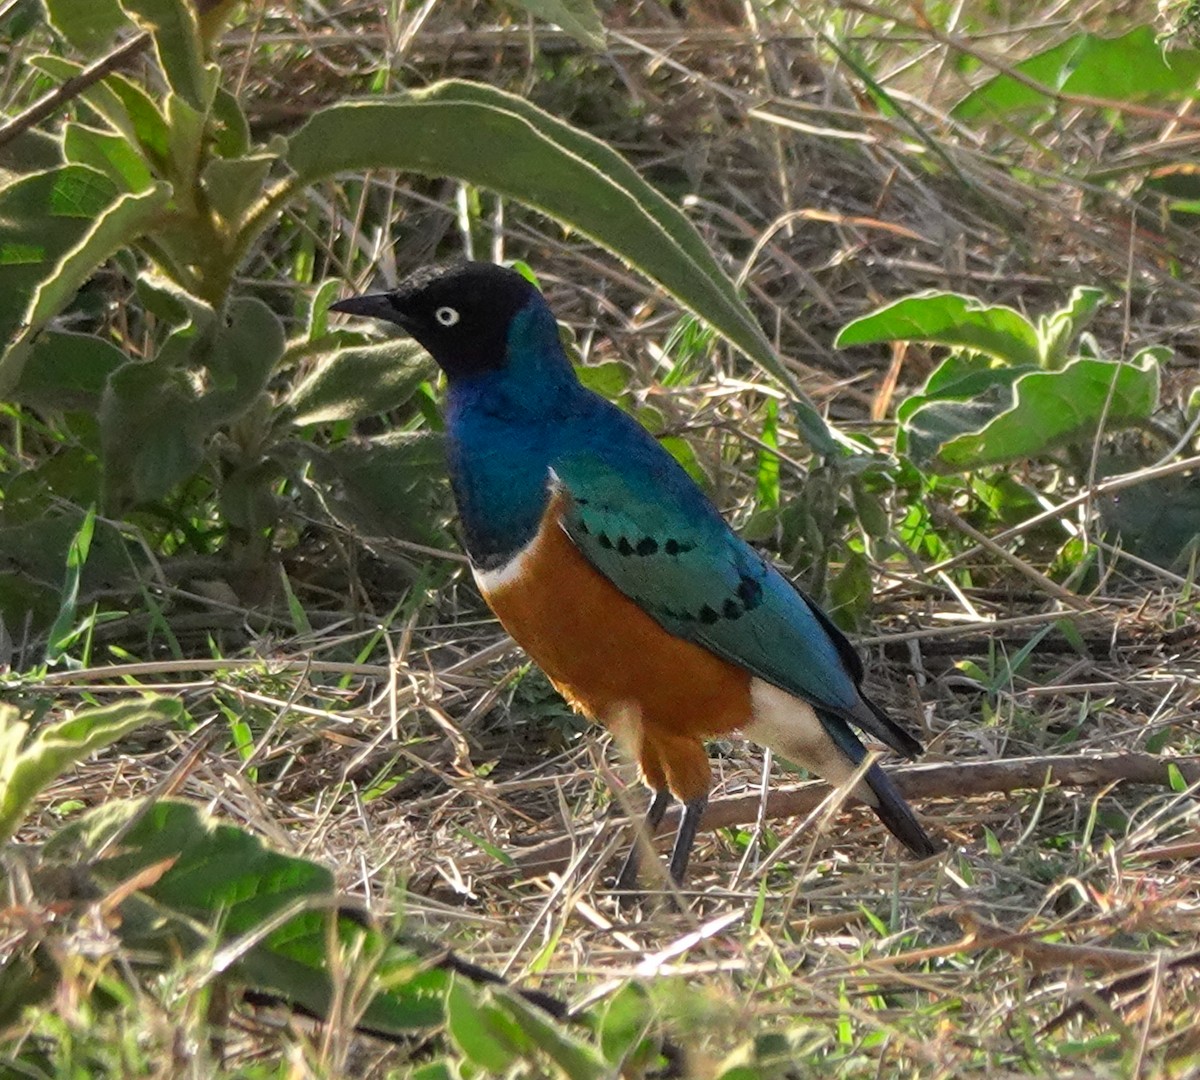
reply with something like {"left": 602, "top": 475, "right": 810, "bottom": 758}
{"left": 1, "top": 0, "right": 1199, "bottom": 1076}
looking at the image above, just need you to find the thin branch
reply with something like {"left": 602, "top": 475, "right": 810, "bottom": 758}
{"left": 504, "top": 752, "right": 1200, "bottom": 877}
{"left": 0, "top": 33, "right": 150, "bottom": 151}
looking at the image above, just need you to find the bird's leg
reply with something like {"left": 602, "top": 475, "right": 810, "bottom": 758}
{"left": 667, "top": 793, "right": 708, "bottom": 885}
{"left": 613, "top": 788, "right": 671, "bottom": 892}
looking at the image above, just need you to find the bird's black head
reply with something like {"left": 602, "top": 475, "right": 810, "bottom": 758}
{"left": 329, "top": 261, "right": 542, "bottom": 381}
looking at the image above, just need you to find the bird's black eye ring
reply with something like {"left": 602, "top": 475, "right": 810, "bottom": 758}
{"left": 435, "top": 306, "right": 460, "bottom": 327}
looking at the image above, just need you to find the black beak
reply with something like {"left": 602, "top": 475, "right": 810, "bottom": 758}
{"left": 328, "top": 292, "right": 403, "bottom": 323}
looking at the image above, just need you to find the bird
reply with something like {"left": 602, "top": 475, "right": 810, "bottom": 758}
{"left": 330, "top": 261, "right": 941, "bottom": 889}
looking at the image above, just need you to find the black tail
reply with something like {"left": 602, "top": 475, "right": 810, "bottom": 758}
{"left": 864, "top": 761, "right": 942, "bottom": 857}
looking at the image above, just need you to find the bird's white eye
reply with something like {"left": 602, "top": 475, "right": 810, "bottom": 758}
{"left": 434, "top": 306, "right": 460, "bottom": 327}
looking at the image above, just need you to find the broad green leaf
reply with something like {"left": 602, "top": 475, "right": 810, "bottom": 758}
{"left": 164, "top": 92, "right": 205, "bottom": 192}
{"left": 0, "top": 182, "right": 171, "bottom": 394}
{"left": 29, "top": 58, "right": 172, "bottom": 168}
{"left": 289, "top": 339, "right": 433, "bottom": 425}
{"left": 304, "top": 431, "right": 451, "bottom": 547}
{"left": 136, "top": 270, "right": 214, "bottom": 329}
{"left": 0, "top": 165, "right": 118, "bottom": 357}
{"left": 954, "top": 27, "right": 1200, "bottom": 120}
{"left": 493, "top": 992, "right": 608, "bottom": 1079}
{"left": 896, "top": 352, "right": 1032, "bottom": 466}
{"left": 575, "top": 359, "right": 632, "bottom": 402}
{"left": 63, "top": 122, "right": 155, "bottom": 192}
{"left": 42, "top": 0, "right": 130, "bottom": 53}
{"left": 195, "top": 295, "right": 285, "bottom": 426}
{"left": 119, "top": 0, "right": 212, "bottom": 111}
{"left": 210, "top": 86, "right": 251, "bottom": 158}
{"left": 828, "top": 550, "right": 872, "bottom": 632}
{"left": 446, "top": 981, "right": 526, "bottom": 1072}
{"left": 506, "top": 0, "right": 604, "bottom": 49}
{"left": 0, "top": 697, "right": 180, "bottom": 845}
{"left": 1037, "top": 286, "right": 1107, "bottom": 370}
{"left": 99, "top": 361, "right": 206, "bottom": 504}
{"left": 937, "top": 351, "right": 1163, "bottom": 469}
{"left": 836, "top": 292, "right": 1042, "bottom": 368}
{"left": 201, "top": 152, "right": 275, "bottom": 224}
{"left": 598, "top": 983, "right": 653, "bottom": 1065}
{"left": 0, "top": 129, "right": 63, "bottom": 177}
{"left": 43, "top": 798, "right": 457, "bottom": 1034}
{"left": 284, "top": 81, "right": 833, "bottom": 450}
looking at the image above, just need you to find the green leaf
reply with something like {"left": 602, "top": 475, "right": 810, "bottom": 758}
{"left": 1098, "top": 469, "right": 1200, "bottom": 569}
{"left": 598, "top": 983, "right": 652, "bottom": 1065}
{"left": 1167, "top": 763, "right": 1187, "bottom": 793}
{"left": 99, "top": 362, "right": 206, "bottom": 504}
{"left": 118, "top": 0, "right": 212, "bottom": 112}
{"left": 446, "top": 981, "right": 527, "bottom": 1072}
{"left": 194, "top": 295, "right": 285, "bottom": 426}
{"left": 63, "top": 122, "right": 155, "bottom": 192}
{"left": 0, "top": 165, "right": 118, "bottom": 356}
{"left": 954, "top": 27, "right": 1200, "bottom": 121}
{"left": 288, "top": 339, "right": 433, "bottom": 425}
{"left": 42, "top": 0, "right": 130, "bottom": 53}
{"left": 0, "top": 181, "right": 171, "bottom": 395}
{"left": 1037, "top": 286, "right": 1107, "bottom": 370}
{"left": 29, "top": 58, "right": 172, "bottom": 168}
{"left": 937, "top": 351, "right": 1162, "bottom": 469}
{"left": 305, "top": 431, "right": 451, "bottom": 547}
{"left": 9, "top": 330, "right": 126, "bottom": 410}
{"left": 493, "top": 992, "right": 608, "bottom": 1079}
{"left": 44, "top": 503, "right": 96, "bottom": 662}
{"left": 164, "top": 92, "right": 205, "bottom": 192}
{"left": 0, "top": 697, "right": 180, "bottom": 845}
{"left": 575, "top": 359, "right": 632, "bottom": 402}
{"left": 506, "top": 0, "right": 605, "bottom": 49}
{"left": 284, "top": 81, "right": 832, "bottom": 449}
{"left": 828, "top": 550, "right": 872, "bottom": 632}
{"left": 201, "top": 152, "right": 275, "bottom": 225}
{"left": 210, "top": 86, "right": 251, "bottom": 158}
{"left": 836, "top": 291, "right": 1042, "bottom": 368}
{"left": 43, "top": 798, "right": 453, "bottom": 1034}
{"left": 756, "top": 396, "right": 780, "bottom": 509}
{"left": 898, "top": 357, "right": 1029, "bottom": 468}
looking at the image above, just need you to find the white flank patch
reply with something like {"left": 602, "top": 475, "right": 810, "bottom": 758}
{"left": 472, "top": 528, "right": 544, "bottom": 595}
{"left": 742, "top": 679, "right": 878, "bottom": 806}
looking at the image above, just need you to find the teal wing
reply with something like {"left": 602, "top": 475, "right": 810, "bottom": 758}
{"left": 550, "top": 450, "right": 920, "bottom": 757}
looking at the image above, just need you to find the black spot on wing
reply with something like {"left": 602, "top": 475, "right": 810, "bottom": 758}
{"left": 737, "top": 574, "right": 764, "bottom": 611}
{"left": 722, "top": 598, "right": 742, "bottom": 620}
{"left": 636, "top": 537, "right": 658, "bottom": 556}
{"left": 597, "top": 532, "right": 613, "bottom": 549}
{"left": 617, "top": 537, "right": 634, "bottom": 556}
{"left": 698, "top": 604, "right": 720, "bottom": 624}
{"left": 663, "top": 538, "right": 696, "bottom": 556}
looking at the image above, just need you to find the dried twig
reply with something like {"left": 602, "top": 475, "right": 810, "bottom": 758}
{"left": 505, "top": 752, "right": 1200, "bottom": 877}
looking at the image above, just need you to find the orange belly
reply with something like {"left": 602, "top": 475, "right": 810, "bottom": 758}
{"left": 474, "top": 494, "right": 751, "bottom": 803}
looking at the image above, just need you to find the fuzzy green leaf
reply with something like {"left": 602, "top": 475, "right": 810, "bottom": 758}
{"left": 836, "top": 291, "right": 1042, "bottom": 368}
{"left": 43, "top": 798, "right": 453, "bottom": 1033}
{"left": 289, "top": 338, "right": 433, "bottom": 425}
{"left": 42, "top": 0, "right": 130, "bottom": 53}
{"left": 118, "top": 0, "right": 212, "bottom": 112}
{"left": 955, "top": 27, "right": 1200, "bottom": 120}
{"left": 936, "top": 352, "right": 1163, "bottom": 470}
{"left": 0, "top": 180, "right": 170, "bottom": 395}
{"left": 0, "top": 698, "right": 180, "bottom": 846}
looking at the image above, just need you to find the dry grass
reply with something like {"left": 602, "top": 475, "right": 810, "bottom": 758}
{"left": 5, "top": 0, "right": 1200, "bottom": 1075}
